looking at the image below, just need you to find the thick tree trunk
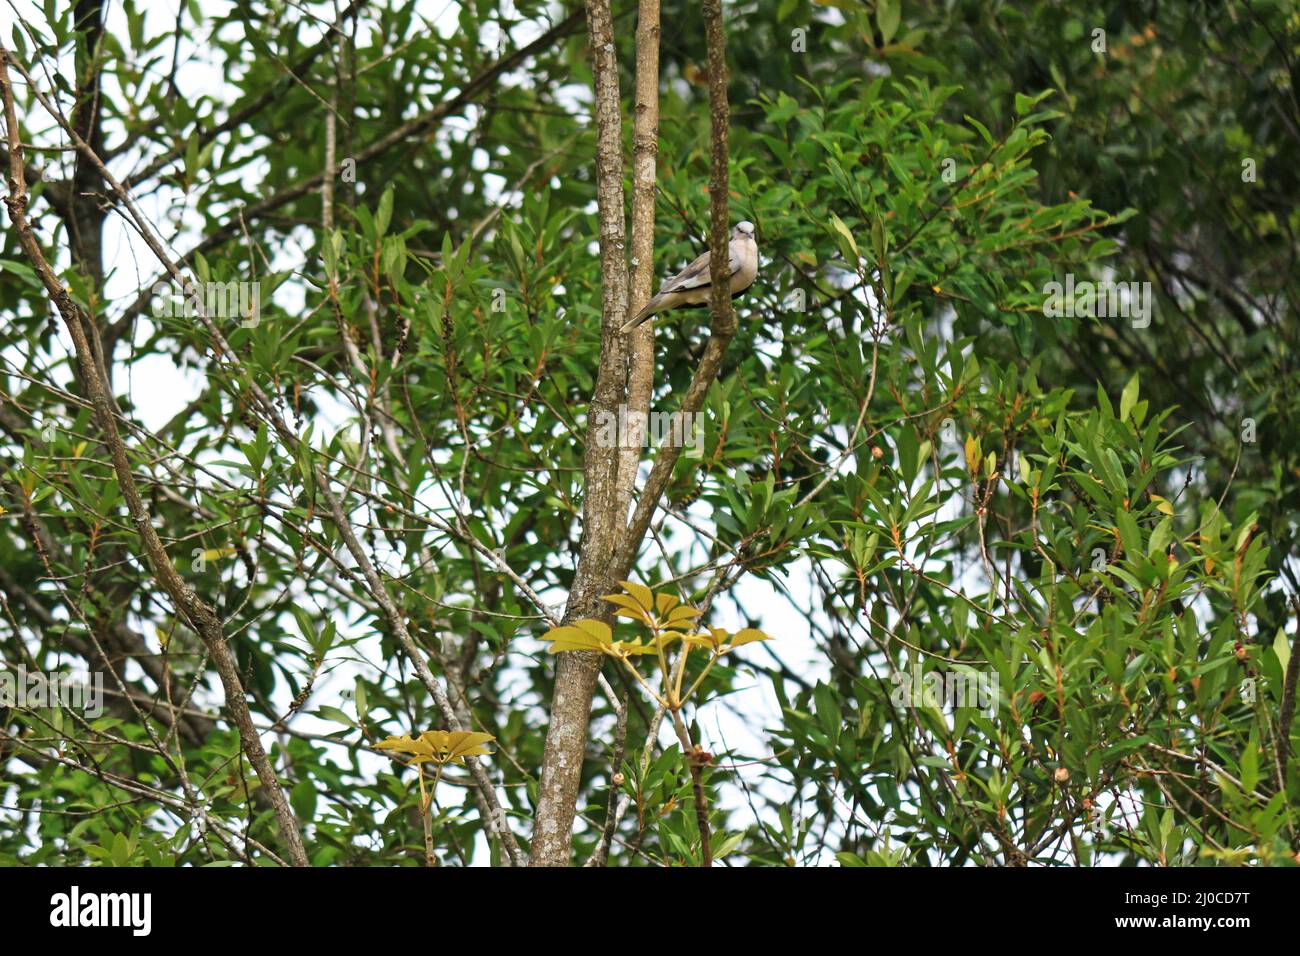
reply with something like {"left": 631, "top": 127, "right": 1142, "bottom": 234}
{"left": 531, "top": 0, "right": 735, "bottom": 866}
{"left": 617, "top": 0, "right": 660, "bottom": 512}
{"left": 529, "top": 0, "right": 633, "bottom": 867}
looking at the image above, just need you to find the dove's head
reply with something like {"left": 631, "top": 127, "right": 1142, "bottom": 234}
{"left": 734, "top": 221, "right": 756, "bottom": 240}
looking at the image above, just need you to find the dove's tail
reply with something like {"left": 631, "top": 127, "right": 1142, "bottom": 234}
{"left": 619, "top": 295, "right": 663, "bottom": 333}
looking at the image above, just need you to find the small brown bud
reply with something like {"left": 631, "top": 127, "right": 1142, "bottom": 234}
{"left": 1054, "top": 767, "right": 1070, "bottom": 784}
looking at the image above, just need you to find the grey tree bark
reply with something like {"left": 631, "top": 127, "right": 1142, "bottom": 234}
{"left": 531, "top": 0, "right": 735, "bottom": 866}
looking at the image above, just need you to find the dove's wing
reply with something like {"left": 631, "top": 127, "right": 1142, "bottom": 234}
{"left": 658, "top": 240, "right": 742, "bottom": 294}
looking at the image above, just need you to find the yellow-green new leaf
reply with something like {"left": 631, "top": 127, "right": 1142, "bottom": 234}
{"left": 729, "top": 628, "right": 772, "bottom": 648}
{"left": 543, "top": 619, "right": 612, "bottom": 653}
{"left": 655, "top": 592, "right": 680, "bottom": 615}
{"left": 663, "top": 605, "right": 704, "bottom": 630}
{"left": 602, "top": 593, "right": 653, "bottom": 625}
{"left": 613, "top": 641, "right": 655, "bottom": 657}
{"left": 375, "top": 730, "right": 496, "bottom": 765}
{"left": 421, "top": 730, "right": 495, "bottom": 763}
{"left": 619, "top": 580, "right": 655, "bottom": 613}
{"left": 374, "top": 734, "right": 433, "bottom": 760}
{"left": 683, "top": 627, "right": 729, "bottom": 652}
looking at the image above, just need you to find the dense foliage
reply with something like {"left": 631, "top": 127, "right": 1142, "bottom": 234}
{"left": 0, "top": 0, "right": 1296, "bottom": 866}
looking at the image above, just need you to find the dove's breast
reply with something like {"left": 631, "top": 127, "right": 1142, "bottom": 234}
{"left": 729, "top": 241, "right": 759, "bottom": 294}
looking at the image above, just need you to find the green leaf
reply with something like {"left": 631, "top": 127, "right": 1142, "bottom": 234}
{"left": 829, "top": 212, "right": 859, "bottom": 265}
{"left": 315, "top": 706, "right": 355, "bottom": 727}
{"left": 876, "top": 0, "right": 901, "bottom": 45}
{"left": 1120, "top": 373, "right": 1139, "bottom": 423}
{"left": 376, "top": 186, "right": 394, "bottom": 238}
{"left": 110, "top": 832, "right": 131, "bottom": 867}
{"left": 291, "top": 780, "right": 317, "bottom": 820}
{"left": 1273, "top": 628, "right": 1291, "bottom": 676}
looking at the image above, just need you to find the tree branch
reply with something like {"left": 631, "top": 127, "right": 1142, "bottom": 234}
{"left": 104, "top": 8, "right": 585, "bottom": 350}
{"left": 530, "top": 0, "right": 633, "bottom": 867}
{"left": 0, "top": 46, "right": 310, "bottom": 868}
{"left": 532, "top": 0, "right": 736, "bottom": 865}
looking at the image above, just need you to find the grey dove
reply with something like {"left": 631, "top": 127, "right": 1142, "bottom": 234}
{"left": 620, "top": 221, "right": 758, "bottom": 332}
